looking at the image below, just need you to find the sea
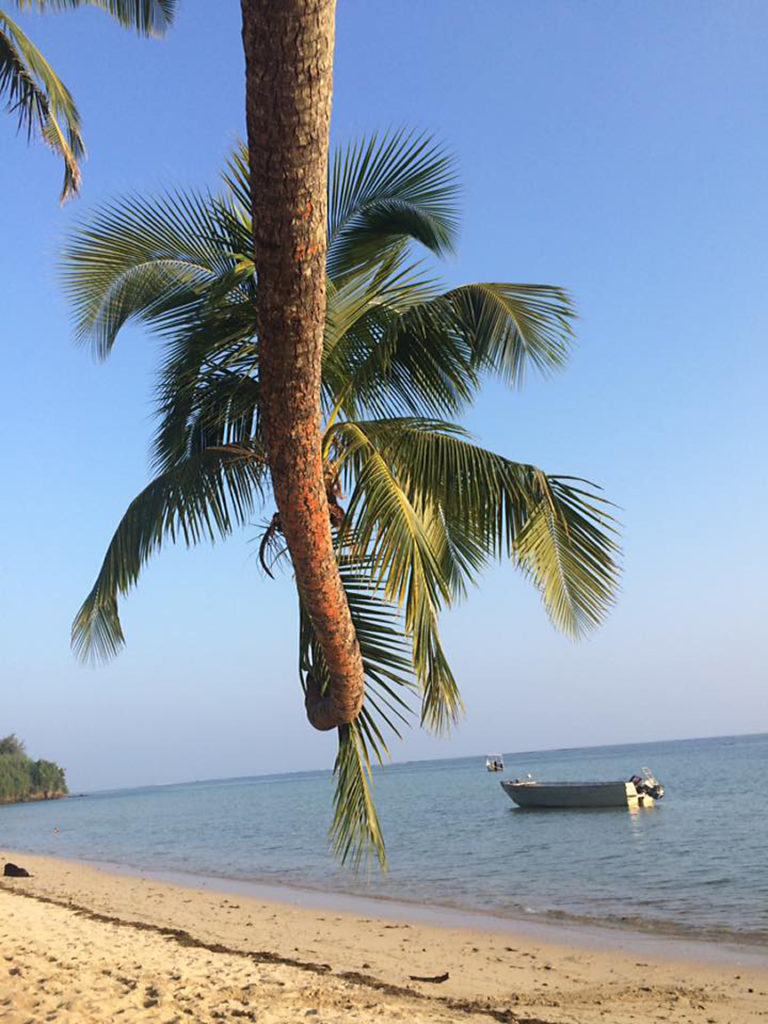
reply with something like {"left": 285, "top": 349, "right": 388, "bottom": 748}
{"left": 2, "top": 733, "right": 766, "bottom": 951}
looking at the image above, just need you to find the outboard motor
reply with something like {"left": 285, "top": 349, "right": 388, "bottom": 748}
{"left": 629, "top": 770, "right": 664, "bottom": 801}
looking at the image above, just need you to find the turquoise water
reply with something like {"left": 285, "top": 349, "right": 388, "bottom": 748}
{"left": 1, "top": 733, "right": 766, "bottom": 946}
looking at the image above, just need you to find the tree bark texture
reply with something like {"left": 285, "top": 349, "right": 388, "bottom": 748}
{"left": 240, "top": 0, "right": 364, "bottom": 730}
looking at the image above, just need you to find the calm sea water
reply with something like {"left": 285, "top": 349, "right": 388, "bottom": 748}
{"left": 1, "top": 734, "right": 766, "bottom": 947}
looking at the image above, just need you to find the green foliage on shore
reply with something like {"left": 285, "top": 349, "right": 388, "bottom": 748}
{"left": 0, "top": 735, "right": 67, "bottom": 803}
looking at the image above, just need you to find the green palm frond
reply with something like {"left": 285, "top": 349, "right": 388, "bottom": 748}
{"left": 62, "top": 185, "right": 258, "bottom": 467}
{"left": 299, "top": 557, "right": 416, "bottom": 867}
{"left": 338, "top": 418, "right": 619, "bottom": 632}
{"left": 73, "top": 448, "right": 268, "bottom": 662}
{"left": 151, "top": 299, "right": 258, "bottom": 472}
{"left": 332, "top": 417, "right": 485, "bottom": 607}
{"left": 328, "top": 130, "right": 459, "bottom": 280}
{"left": 322, "top": 250, "right": 451, "bottom": 421}
{"left": 324, "top": 280, "right": 576, "bottom": 423}
{"left": 0, "top": 10, "right": 83, "bottom": 200}
{"left": 322, "top": 294, "right": 478, "bottom": 423}
{"left": 61, "top": 189, "right": 236, "bottom": 356}
{"left": 221, "top": 142, "right": 251, "bottom": 220}
{"left": 331, "top": 421, "right": 462, "bottom": 733}
{"left": 332, "top": 722, "right": 384, "bottom": 868}
{"left": 324, "top": 247, "right": 438, "bottom": 359}
{"left": 154, "top": 356, "right": 261, "bottom": 471}
{"left": 223, "top": 130, "right": 459, "bottom": 283}
{"left": 330, "top": 417, "right": 619, "bottom": 731}
{"left": 512, "top": 476, "right": 620, "bottom": 638}
{"left": 436, "top": 282, "right": 576, "bottom": 386}
{"left": 13, "top": 0, "right": 176, "bottom": 35}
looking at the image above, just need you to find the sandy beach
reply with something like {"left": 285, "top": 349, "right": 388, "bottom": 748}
{"left": 0, "top": 851, "right": 765, "bottom": 1023}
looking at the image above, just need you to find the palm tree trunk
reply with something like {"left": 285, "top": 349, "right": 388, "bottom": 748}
{"left": 240, "top": 0, "right": 364, "bottom": 730}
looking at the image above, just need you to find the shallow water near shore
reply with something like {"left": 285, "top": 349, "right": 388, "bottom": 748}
{"left": 1, "top": 733, "right": 766, "bottom": 948}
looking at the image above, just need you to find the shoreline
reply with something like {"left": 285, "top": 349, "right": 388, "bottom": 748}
{"left": 1, "top": 850, "right": 766, "bottom": 1023}
{"left": 0, "top": 790, "right": 67, "bottom": 806}
{"left": 2, "top": 842, "right": 766, "bottom": 964}
{"left": 69, "top": 854, "right": 768, "bottom": 966}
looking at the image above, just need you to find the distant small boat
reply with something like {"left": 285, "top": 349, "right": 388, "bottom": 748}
{"left": 485, "top": 755, "right": 504, "bottom": 772}
{"left": 501, "top": 769, "right": 664, "bottom": 808}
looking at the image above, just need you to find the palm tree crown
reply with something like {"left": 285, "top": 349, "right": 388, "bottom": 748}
{"left": 1, "top": 0, "right": 175, "bottom": 199}
{"left": 62, "top": 131, "right": 620, "bottom": 864}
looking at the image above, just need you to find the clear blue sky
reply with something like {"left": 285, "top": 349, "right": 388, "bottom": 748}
{"left": 1, "top": 1, "right": 765, "bottom": 791}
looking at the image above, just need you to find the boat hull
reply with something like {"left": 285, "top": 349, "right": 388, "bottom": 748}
{"left": 501, "top": 780, "right": 650, "bottom": 808}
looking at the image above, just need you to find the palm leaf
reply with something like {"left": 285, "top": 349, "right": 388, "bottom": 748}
{"left": 224, "top": 130, "right": 459, "bottom": 284}
{"left": 299, "top": 557, "right": 416, "bottom": 867}
{"left": 322, "top": 249, "right": 454, "bottom": 422}
{"left": 324, "top": 281, "right": 576, "bottom": 424}
{"left": 62, "top": 186, "right": 260, "bottom": 474}
{"left": 0, "top": 11, "right": 83, "bottom": 200}
{"left": 220, "top": 142, "right": 251, "bottom": 221}
{"left": 331, "top": 421, "right": 462, "bottom": 733}
{"left": 434, "top": 282, "right": 577, "bottom": 386}
{"left": 13, "top": 0, "right": 176, "bottom": 35}
{"left": 512, "top": 476, "right": 620, "bottom": 638}
{"left": 324, "top": 247, "right": 439, "bottom": 359}
{"left": 332, "top": 721, "right": 385, "bottom": 868}
{"left": 327, "top": 129, "right": 459, "bottom": 279}
{"left": 151, "top": 299, "right": 259, "bottom": 472}
{"left": 334, "top": 417, "right": 620, "bottom": 639}
{"left": 154, "top": 357, "right": 261, "bottom": 471}
{"left": 322, "top": 294, "right": 478, "bottom": 423}
{"left": 73, "top": 448, "right": 267, "bottom": 662}
{"left": 61, "top": 189, "right": 236, "bottom": 356}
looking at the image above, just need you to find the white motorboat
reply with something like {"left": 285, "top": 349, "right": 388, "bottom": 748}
{"left": 500, "top": 769, "right": 664, "bottom": 808}
{"left": 485, "top": 755, "right": 504, "bottom": 772}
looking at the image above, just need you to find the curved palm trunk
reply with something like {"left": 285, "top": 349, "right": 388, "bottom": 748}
{"left": 240, "top": 0, "right": 364, "bottom": 730}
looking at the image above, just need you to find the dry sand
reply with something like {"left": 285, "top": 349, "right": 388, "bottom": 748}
{"left": 0, "top": 850, "right": 765, "bottom": 1023}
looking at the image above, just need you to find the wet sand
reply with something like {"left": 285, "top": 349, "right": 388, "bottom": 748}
{"left": 0, "top": 850, "right": 765, "bottom": 1022}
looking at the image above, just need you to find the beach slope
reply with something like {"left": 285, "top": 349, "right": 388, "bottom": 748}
{"left": 0, "top": 852, "right": 765, "bottom": 1023}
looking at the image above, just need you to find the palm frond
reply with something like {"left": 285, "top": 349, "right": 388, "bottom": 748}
{"left": 332, "top": 722, "right": 385, "bottom": 868}
{"left": 334, "top": 417, "right": 620, "bottom": 639}
{"left": 221, "top": 142, "right": 251, "bottom": 220}
{"left": 73, "top": 449, "right": 267, "bottom": 663}
{"left": 151, "top": 299, "right": 259, "bottom": 472}
{"left": 61, "top": 189, "right": 237, "bottom": 356}
{"left": 224, "top": 130, "right": 459, "bottom": 284}
{"left": 13, "top": 0, "right": 176, "bottom": 35}
{"left": 513, "top": 476, "right": 620, "bottom": 638}
{"left": 324, "top": 247, "right": 439, "bottom": 359}
{"left": 324, "top": 280, "right": 575, "bottom": 423}
{"left": 299, "top": 557, "right": 416, "bottom": 867}
{"left": 331, "top": 418, "right": 483, "bottom": 608}
{"left": 154, "top": 358, "right": 260, "bottom": 471}
{"left": 438, "top": 282, "right": 577, "bottom": 386}
{"left": 0, "top": 11, "right": 83, "bottom": 200}
{"left": 331, "top": 422, "right": 462, "bottom": 733}
{"left": 322, "top": 292, "right": 479, "bottom": 423}
{"left": 328, "top": 130, "right": 459, "bottom": 279}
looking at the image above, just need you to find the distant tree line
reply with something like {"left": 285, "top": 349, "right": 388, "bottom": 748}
{"left": 0, "top": 734, "right": 67, "bottom": 804}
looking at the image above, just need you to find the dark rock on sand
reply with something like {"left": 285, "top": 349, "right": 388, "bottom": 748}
{"left": 3, "top": 862, "right": 31, "bottom": 877}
